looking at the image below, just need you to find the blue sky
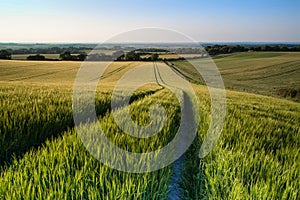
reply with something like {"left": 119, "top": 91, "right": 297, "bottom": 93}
{"left": 0, "top": 0, "right": 299, "bottom": 42}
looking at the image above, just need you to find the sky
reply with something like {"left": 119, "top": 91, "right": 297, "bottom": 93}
{"left": 0, "top": 0, "right": 299, "bottom": 43}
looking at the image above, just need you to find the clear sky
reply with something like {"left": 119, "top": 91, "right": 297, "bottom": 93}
{"left": 0, "top": 0, "right": 299, "bottom": 43}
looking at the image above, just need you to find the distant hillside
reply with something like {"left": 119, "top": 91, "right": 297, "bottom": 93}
{"left": 170, "top": 52, "right": 300, "bottom": 101}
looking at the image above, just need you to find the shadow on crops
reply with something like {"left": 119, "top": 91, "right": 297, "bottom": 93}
{"left": 275, "top": 88, "right": 300, "bottom": 102}
{"left": 0, "top": 116, "right": 74, "bottom": 166}
{"left": 0, "top": 88, "right": 162, "bottom": 168}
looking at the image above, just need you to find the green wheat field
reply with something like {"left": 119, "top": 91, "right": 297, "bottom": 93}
{"left": 0, "top": 52, "right": 299, "bottom": 199}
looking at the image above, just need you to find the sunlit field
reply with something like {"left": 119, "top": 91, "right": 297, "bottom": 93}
{"left": 171, "top": 52, "right": 300, "bottom": 100}
{"left": 0, "top": 53, "right": 299, "bottom": 199}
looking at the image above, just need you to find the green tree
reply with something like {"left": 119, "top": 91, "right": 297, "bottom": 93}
{"left": 59, "top": 51, "right": 72, "bottom": 60}
{"left": 125, "top": 51, "right": 140, "bottom": 61}
{"left": 151, "top": 53, "right": 159, "bottom": 61}
{"left": 0, "top": 50, "right": 11, "bottom": 60}
{"left": 77, "top": 53, "right": 87, "bottom": 61}
{"left": 27, "top": 54, "right": 45, "bottom": 60}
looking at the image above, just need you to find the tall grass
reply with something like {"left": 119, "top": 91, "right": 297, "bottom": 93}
{"left": 0, "top": 84, "right": 73, "bottom": 164}
{"left": 202, "top": 92, "right": 299, "bottom": 199}
{"left": 0, "top": 85, "right": 182, "bottom": 199}
{"left": 0, "top": 131, "right": 171, "bottom": 199}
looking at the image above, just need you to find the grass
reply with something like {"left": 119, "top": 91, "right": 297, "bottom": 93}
{"left": 0, "top": 54, "right": 299, "bottom": 199}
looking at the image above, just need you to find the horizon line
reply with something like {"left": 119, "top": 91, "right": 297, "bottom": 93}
{"left": 1, "top": 41, "right": 300, "bottom": 44}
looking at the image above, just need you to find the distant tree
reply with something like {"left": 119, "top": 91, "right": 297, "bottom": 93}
{"left": 291, "top": 45, "right": 300, "bottom": 51}
{"left": 60, "top": 51, "right": 72, "bottom": 60}
{"left": 125, "top": 51, "right": 140, "bottom": 61}
{"left": 207, "top": 48, "right": 218, "bottom": 55}
{"left": 272, "top": 45, "right": 280, "bottom": 51}
{"left": 59, "top": 51, "right": 86, "bottom": 61}
{"left": 151, "top": 53, "right": 159, "bottom": 61}
{"left": 262, "top": 45, "right": 271, "bottom": 51}
{"left": 77, "top": 53, "right": 87, "bottom": 61}
{"left": 0, "top": 50, "right": 11, "bottom": 60}
{"left": 280, "top": 46, "right": 289, "bottom": 51}
{"left": 26, "top": 54, "right": 45, "bottom": 60}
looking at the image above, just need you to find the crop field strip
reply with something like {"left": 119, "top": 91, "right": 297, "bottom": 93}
{"left": 8, "top": 68, "right": 76, "bottom": 82}
{"left": 0, "top": 53, "right": 299, "bottom": 199}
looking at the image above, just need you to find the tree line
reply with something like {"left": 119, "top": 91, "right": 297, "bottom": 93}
{"left": 5, "top": 47, "right": 90, "bottom": 55}
{"left": 2, "top": 46, "right": 136, "bottom": 55}
{"left": 1, "top": 45, "right": 300, "bottom": 60}
{"left": 86, "top": 51, "right": 160, "bottom": 61}
{"left": 205, "top": 44, "right": 300, "bottom": 55}
{"left": 26, "top": 51, "right": 88, "bottom": 61}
